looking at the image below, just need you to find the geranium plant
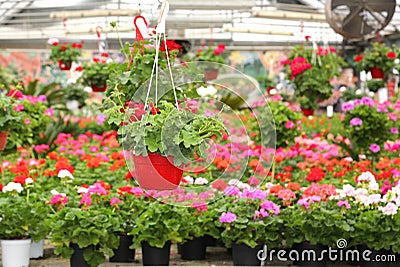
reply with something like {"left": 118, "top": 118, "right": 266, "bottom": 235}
{"left": 48, "top": 38, "right": 83, "bottom": 69}
{"left": 121, "top": 100, "right": 225, "bottom": 166}
{"left": 282, "top": 45, "right": 346, "bottom": 110}
{"left": 194, "top": 44, "right": 226, "bottom": 64}
{"left": 80, "top": 53, "right": 111, "bottom": 90}
{"left": 0, "top": 91, "right": 21, "bottom": 133}
{"left": 353, "top": 42, "right": 399, "bottom": 76}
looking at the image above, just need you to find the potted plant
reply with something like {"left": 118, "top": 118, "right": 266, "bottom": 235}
{"left": 194, "top": 44, "right": 226, "bottom": 80}
{"left": 129, "top": 197, "right": 184, "bottom": 266}
{"left": 366, "top": 78, "right": 385, "bottom": 93}
{"left": 48, "top": 181, "right": 122, "bottom": 267}
{"left": 282, "top": 46, "right": 346, "bottom": 113}
{"left": 354, "top": 42, "right": 399, "bottom": 79}
{"left": 80, "top": 53, "right": 111, "bottom": 92}
{"left": 48, "top": 38, "right": 83, "bottom": 71}
{"left": 0, "top": 180, "right": 49, "bottom": 267}
{"left": 0, "top": 91, "right": 20, "bottom": 150}
{"left": 119, "top": 100, "right": 224, "bottom": 190}
{"left": 177, "top": 190, "right": 220, "bottom": 260}
{"left": 215, "top": 186, "right": 282, "bottom": 266}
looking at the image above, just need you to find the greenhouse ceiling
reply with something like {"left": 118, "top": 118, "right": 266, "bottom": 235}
{"left": 0, "top": 0, "right": 399, "bottom": 50}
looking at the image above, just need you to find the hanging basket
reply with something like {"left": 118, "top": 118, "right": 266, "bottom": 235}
{"left": 91, "top": 84, "right": 107, "bottom": 92}
{"left": 133, "top": 152, "right": 183, "bottom": 190}
{"left": 370, "top": 67, "right": 384, "bottom": 79}
{"left": 0, "top": 131, "right": 9, "bottom": 151}
{"left": 204, "top": 69, "right": 219, "bottom": 80}
{"left": 58, "top": 60, "right": 72, "bottom": 71}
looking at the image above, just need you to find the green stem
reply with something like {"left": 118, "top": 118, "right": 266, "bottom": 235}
{"left": 26, "top": 189, "right": 30, "bottom": 203}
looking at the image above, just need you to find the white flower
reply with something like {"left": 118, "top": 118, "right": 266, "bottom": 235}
{"left": 237, "top": 182, "right": 250, "bottom": 190}
{"left": 51, "top": 189, "right": 60, "bottom": 195}
{"left": 368, "top": 181, "right": 379, "bottom": 191}
{"left": 77, "top": 186, "right": 88, "bottom": 194}
{"left": 379, "top": 203, "right": 398, "bottom": 215}
{"left": 357, "top": 195, "right": 370, "bottom": 206}
{"left": 2, "top": 182, "right": 23, "bottom": 193}
{"left": 58, "top": 169, "right": 74, "bottom": 179}
{"left": 357, "top": 171, "right": 375, "bottom": 183}
{"left": 354, "top": 188, "right": 368, "bottom": 197}
{"left": 194, "top": 177, "right": 209, "bottom": 185}
{"left": 368, "top": 194, "right": 381, "bottom": 205}
{"left": 342, "top": 184, "right": 356, "bottom": 197}
{"left": 25, "top": 177, "right": 34, "bottom": 184}
{"left": 182, "top": 176, "right": 194, "bottom": 185}
{"left": 344, "top": 157, "right": 353, "bottom": 162}
{"left": 197, "top": 85, "right": 217, "bottom": 96}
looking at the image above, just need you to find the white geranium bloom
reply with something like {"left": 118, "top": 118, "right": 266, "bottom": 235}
{"left": 357, "top": 171, "right": 375, "bottom": 183}
{"left": 58, "top": 169, "right": 74, "bottom": 179}
{"left": 51, "top": 189, "right": 60, "bottom": 195}
{"left": 3, "top": 182, "right": 23, "bottom": 193}
{"left": 368, "top": 181, "right": 379, "bottom": 191}
{"left": 379, "top": 203, "right": 398, "bottom": 216}
{"left": 197, "top": 85, "right": 217, "bottom": 97}
{"left": 77, "top": 186, "right": 89, "bottom": 194}
{"left": 228, "top": 179, "right": 241, "bottom": 186}
{"left": 182, "top": 176, "right": 194, "bottom": 185}
{"left": 342, "top": 184, "right": 356, "bottom": 197}
{"left": 25, "top": 177, "right": 34, "bottom": 184}
{"left": 194, "top": 178, "right": 208, "bottom": 185}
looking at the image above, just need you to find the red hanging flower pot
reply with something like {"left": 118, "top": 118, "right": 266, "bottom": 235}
{"left": 91, "top": 84, "right": 107, "bottom": 93}
{"left": 133, "top": 152, "right": 183, "bottom": 190}
{"left": 204, "top": 69, "right": 219, "bottom": 80}
{"left": 301, "top": 108, "right": 314, "bottom": 117}
{"left": 58, "top": 60, "right": 72, "bottom": 71}
{"left": 0, "top": 131, "right": 9, "bottom": 151}
{"left": 370, "top": 66, "right": 384, "bottom": 79}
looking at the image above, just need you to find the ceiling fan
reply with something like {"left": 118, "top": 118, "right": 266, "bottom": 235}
{"left": 325, "top": 0, "right": 396, "bottom": 39}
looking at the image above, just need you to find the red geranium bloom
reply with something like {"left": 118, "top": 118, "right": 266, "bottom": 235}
{"left": 101, "top": 52, "right": 109, "bottom": 58}
{"left": 60, "top": 45, "right": 67, "bottom": 51}
{"left": 211, "top": 179, "right": 227, "bottom": 191}
{"left": 387, "top": 51, "right": 397, "bottom": 59}
{"left": 0, "top": 183, "right": 3, "bottom": 191}
{"left": 354, "top": 55, "right": 363, "bottom": 62}
{"left": 306, "top": 167, "right": 325, "bottom": 182}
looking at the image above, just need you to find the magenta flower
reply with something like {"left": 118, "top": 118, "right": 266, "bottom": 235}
{"left": 369, "top": 144, "right": 380, "bottom": 153}
{"left": 341, "top": 102, "right": 354, "bottom": 112}
{"left": 88, "top": 182, "right": 108, "bottom": 195}
{"left": 24, "top": 118, "right": 31, "bottom": 125}
{"left": 89, "top": 146, "right": 99, "bottom": 153}
{"left": 219, "top": 212, "right": 237, "bottom": 223}
{"left": 97, "top": 115, "right": 106, "bottom": 125}
{"left": 261, "top": 200, "right": 280, "bottom": 215}
{"left": 337, "top": 200, "right": 351, "bottom": 209}
{"left": 44, "top": 108, "right": 54, "bottom": 116}
{"left": 110, "top": 197, "right": 122, "bottom": 206}
{"left": 391, "top": 127, "right": 399, "bottom": 134}
{"left": 34, "top": 144, "right": 50, "bottom": 153}
{"left": 130, "top": 187, "right": 143, "bottom": 197}
{"left": 285, "top": 120, "right": 295, "bottom": 129}
{"left": 224, "top": 186, "right": 240, "bottom": 196}
{"left": 80, "top": 193, "right": 92, "bottom": 206}
{"left": 38, "top": 95, "right": 47, "bottom": 102}
{"left": 14, "top": 104, "right": 24, "bottom": 112}
{"left": 50, "top": 194, "right": 68, "bottom": 205}
{"left": 297, "top": 198, "right": 309, "bottom": 208}
{"left": 350, "top": 118, "right": 362, "bottom": 126}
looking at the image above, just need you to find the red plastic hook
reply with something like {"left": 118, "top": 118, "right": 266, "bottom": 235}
{"left": 134, "top": 15, "right": 148, "bottom": 42}
{"left": 96, "top": 26, "right": 103, "bottom": 39}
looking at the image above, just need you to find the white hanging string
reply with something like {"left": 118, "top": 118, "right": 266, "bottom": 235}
{"left": 162, "top": 32, "right": 179, "bottom": 109}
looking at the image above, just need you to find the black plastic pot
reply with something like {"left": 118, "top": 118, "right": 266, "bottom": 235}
{"left": 180, "top": 236, "right": 206, "bottom": 260}
{"left": 292, "top": 242, "right": 328, "bottom": 267}
{"left": 204, "top": 235, "right": 217, "bottom": 247}
{"left": 232, "top": 243, "right": 263, "bottom": 266}
{"left": 70, "top": 243, "right": 93, "bottom": 267}
{"left": 110, "top": 235, "right": 135, "bottom": 262}
{"left": 141, "top": 241, "right": 171, "bottom": 266}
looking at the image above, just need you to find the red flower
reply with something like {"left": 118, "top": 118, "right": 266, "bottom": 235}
{"left": 306, "top": 167, "right": 326, "bottom": 182}
{"left": 101, "top": 52, "right": 109, "bottom": 58}
{"left": 387, "top": 51, "right": 397, "bottom": 59}
{"left": 14, "top": 175, "right": 27, "bottom": 185}
{"left": 71, "top": 43, "right": 77, "bottom": 48}
{"left": 76, "top": 43, "right": 82, "bottom": 49}
{"left": 60, "top": 45, "right": 67, "bottom": 51}
{"left": 305, "top": 35, "right": 311, "bottom": 41}
{"left": 75, "top": 66, "right": 83, "bottom": 72}
{"left": 354, "top": 55, "right": 363, "bottom": 62}
{"left": 118, "top": 185, "right": 133, "bottom": 195}
{"left": 93, "top": 57, "right": 100, "bottom": 63}
{"left": 159, "top": 40, "right": 182, "bottom": 52}
{"left": 0, "top": 183, "right": 2, "bottom": 191}
{"left": 287, "top": 182, "right": 301, "bottom": 191}
{"left": 211, "top": 179, "right": 227, "bottom": 191}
